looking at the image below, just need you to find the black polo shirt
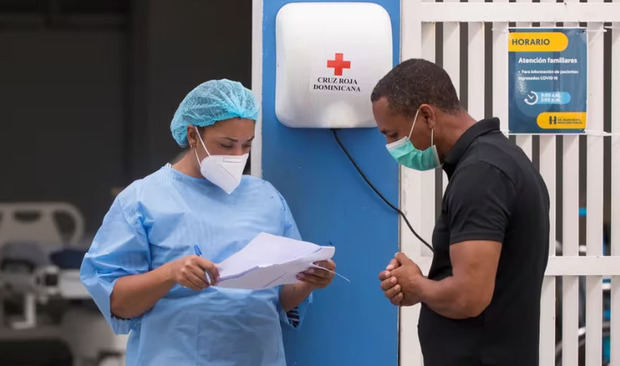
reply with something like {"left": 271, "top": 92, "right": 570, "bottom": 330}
{"left": 418, "top": 118, "right": 550, "bottom": 366}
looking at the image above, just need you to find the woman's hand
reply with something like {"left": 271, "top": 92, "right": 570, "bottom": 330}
{"left": 281, "top": 259, "right": 336, "bottom": 311}
{"left": 166, "top": 255, "right": 219, "bottom": 291}
{"left": 296, "top": 260, "right": 336, "bottom": 289}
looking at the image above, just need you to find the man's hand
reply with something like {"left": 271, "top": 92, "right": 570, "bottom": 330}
{"left": 379, "top": 253, "right": 424, "bottom": 306}
{"left": 391, "top": 253, "right": 424, "bottom": 306}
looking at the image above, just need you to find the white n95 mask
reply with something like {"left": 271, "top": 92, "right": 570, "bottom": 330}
{"left": 193, "top": 127, "right": 248, "bottom": 194}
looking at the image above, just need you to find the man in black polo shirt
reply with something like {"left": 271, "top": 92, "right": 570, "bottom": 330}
{"left": 373, "top": 59, "right": 549, "bottom": 365}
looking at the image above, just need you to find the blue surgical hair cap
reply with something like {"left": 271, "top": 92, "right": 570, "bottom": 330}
{"left": 170, "top": 79, "right": 259, "bottom": 147}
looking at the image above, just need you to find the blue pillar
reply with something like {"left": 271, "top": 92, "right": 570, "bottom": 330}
{"left": 260, "top": 1, "right": 401, "bottom": 365}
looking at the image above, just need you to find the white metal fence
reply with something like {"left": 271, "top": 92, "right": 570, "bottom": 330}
{"left": 399, "top": 1, "right": 620, "bottom": 365}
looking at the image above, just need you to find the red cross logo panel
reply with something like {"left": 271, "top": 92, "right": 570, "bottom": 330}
{"left": 327, "top": 53, "right": 351, "bottom": 76}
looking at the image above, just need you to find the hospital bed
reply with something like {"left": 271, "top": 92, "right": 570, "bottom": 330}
{"left": 0, "top": 203, "right": 126, "bottom": 366}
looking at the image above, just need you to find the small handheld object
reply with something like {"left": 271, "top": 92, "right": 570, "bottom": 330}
{"left": 193, "top": 244, "right": 212, "bottom": 285}
{"left": 310, "top": 263, "right": 351, "bottom": 283}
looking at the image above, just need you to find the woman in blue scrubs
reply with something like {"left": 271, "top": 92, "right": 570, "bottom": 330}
{"left": 81, "top": 79, "right": 335, "bottom": 366}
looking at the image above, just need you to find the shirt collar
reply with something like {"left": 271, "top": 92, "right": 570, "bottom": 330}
{"left": 442, "top": 118, "right": 500, "bottom": 177}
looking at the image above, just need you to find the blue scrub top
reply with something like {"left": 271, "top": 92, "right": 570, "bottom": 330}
{"left": 81, "top": 164, "right": 310, "bottom": 366}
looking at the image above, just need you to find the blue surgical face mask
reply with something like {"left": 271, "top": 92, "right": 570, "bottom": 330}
{"left": 386, "top": 108, "right": 441, "bottom": 171}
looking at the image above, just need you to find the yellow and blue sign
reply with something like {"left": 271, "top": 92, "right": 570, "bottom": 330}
{"left": 509, "top": 28, "right": 587, "bottom": 133}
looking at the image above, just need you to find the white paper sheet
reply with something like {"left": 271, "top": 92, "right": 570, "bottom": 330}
{"left": 215, "top": 232, "right": 335, "bottom": 289}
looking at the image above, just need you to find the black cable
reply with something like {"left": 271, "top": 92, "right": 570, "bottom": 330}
{"left": 331, "top": 128, "right": 434, "bottom": 253}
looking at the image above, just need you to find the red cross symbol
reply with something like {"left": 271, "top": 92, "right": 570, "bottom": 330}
{"left": 327, "top": 53, "right": 351, "bottom": 76}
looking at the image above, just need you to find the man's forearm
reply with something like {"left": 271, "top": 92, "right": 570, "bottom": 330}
{"left": 415, "top": 275, "right": 484, "bottom": 319}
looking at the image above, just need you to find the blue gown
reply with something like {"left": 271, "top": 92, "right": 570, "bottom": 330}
{"left": 81, "top": 164, "right": 310, "bottom": 366}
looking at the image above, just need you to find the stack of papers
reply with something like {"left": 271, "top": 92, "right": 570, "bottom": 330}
{"left": 216, "top": 232, "right": 335, "bottom": 289}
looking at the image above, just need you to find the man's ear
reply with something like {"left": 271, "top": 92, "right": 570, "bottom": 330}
{"left": 418, "top": 104, "right": 437, "bottom": 130}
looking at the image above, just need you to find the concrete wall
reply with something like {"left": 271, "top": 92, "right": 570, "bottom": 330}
{"left": 0, "top": 29, "right": 126, "bottom": 239}
{"left": 0, "top": 0, "right": 251, "bottom": 238}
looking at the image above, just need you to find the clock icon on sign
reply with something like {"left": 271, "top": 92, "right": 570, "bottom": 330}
{"left": 524, "top": 91, "right": 538, "bottom": 106}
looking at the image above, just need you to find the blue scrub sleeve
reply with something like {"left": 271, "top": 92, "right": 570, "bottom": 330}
{"left": 277, "top": 192, "right": 313, "bottom": 329}
{"left": 80, "top": 194, "right": 151, "bottom": 334}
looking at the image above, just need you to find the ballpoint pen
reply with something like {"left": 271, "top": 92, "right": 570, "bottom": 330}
{"left": 193, "top": 244, "right": 212, "bottom": 285}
